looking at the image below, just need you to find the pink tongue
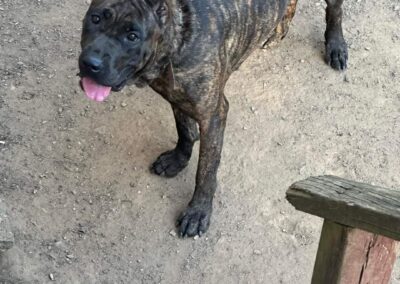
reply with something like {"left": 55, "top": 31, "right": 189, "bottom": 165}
{"left": 81, "top": 77, "right": 111, "bottom": 102}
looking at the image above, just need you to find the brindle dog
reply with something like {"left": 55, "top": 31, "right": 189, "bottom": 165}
{"left": 78, "top": 0, "right": 348, "bottom": 237}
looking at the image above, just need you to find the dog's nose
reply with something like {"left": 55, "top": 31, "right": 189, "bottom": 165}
{"left": 82, "top": 56, "right": 103, "bottom": 73}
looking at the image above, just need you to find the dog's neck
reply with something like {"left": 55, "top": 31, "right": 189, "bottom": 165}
{"left": 133, "top": 0, "right": 190, "bottom": 87}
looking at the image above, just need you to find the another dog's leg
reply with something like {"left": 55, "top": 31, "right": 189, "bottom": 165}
{"left": 325, "top": 0, "right": 348, "bottom": 70}
{"left": 178, "top": 96, "right": 229, "bottom": 237}
{"left": 151, "top": 107, "right": 199, "bottom": 177}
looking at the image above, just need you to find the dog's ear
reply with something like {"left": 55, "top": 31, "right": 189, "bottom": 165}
{"left": 153, "top": 0, "right": 168, "bottom": 26}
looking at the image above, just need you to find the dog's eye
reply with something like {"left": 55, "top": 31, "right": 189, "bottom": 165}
{"left": 91, "top": 15, "right": 101, "bottom": 24}
{"left": 103, "top": 9, "right": 112, "bottom": 19}
{"left": 127, "top": 32, "right": 140, "bottom": 42}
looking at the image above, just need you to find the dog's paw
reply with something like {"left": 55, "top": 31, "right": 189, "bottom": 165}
{"left": 325, "top": 39, "right": 348, "bottom": 70}
{"left": 150, "top": 149, "right": 189, "bottom": 178}
{"left": 177, "top": 203, "right": 212, "bottom": 238}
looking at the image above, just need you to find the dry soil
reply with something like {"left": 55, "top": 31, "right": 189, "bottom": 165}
{"left": 0, "top": 0, "right": 400, "bottom": 283}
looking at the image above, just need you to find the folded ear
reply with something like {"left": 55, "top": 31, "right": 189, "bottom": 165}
{"left": 153, "top": 0, "right": 168, "bottom": 26}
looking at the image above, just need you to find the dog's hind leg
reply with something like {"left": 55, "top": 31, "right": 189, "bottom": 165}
{"left": 151, "top": 107, "right": 199, "bottom": 177}
{"left": 325, "top": 0, "right": 348, "bottom": 70}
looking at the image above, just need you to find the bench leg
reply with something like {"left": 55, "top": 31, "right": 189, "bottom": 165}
{"left": 312, "top": 220, "right": 398, "bottom": 284}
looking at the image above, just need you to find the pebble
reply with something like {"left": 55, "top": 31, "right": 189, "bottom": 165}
{"left": 169, "top": 230, "right": 177, "bottom": 237}
{"left": 253, "top": 249, "right": 262, "bottom": 255}
{"left": 121, "top": 102, "right": 127, "bottom": 107}
{"left": 193, "top": 235, "right": 199, "bottom": 240}
{"left": 49, "top": 273, "right": 55, "bottom": 281}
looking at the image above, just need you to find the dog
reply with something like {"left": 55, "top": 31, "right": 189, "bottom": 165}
{"left": 78, "top": 0, "right": 348, "bottom": 237}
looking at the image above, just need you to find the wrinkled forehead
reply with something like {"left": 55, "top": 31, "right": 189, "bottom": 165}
{"left": 88, "top": 0, "right": 155, "bottom": 23}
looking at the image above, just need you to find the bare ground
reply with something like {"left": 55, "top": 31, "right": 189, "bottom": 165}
{"left": 0, "top": 0, "right": 400, "bottom": 283}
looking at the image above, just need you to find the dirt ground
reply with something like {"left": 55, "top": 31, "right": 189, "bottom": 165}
{"left": 0, "top": 0, "right": 399, "bottom": 283}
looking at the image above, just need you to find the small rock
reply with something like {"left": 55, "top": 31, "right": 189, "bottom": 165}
{"left": 169, "top": 230, "right": 177, "bottom": 237}
{"left": 49, "top": 273, "right": 55, "bottom": 281}
{"left": 121, "top": 102, "right": 127, "bottom": 107}
{"left": 193, "top": 235, "right": 199, "bottom": 240}
{"left": 253, "top": 249, "right": 262, "bottom": 255}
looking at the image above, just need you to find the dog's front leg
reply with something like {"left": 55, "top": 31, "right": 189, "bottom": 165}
{"left": 325, "top": 0, "right": 348, "bottom": 70}
{"left": 177, "top": 96, "right": 229, "bottom": 237}
{"left": 151, "top": 107, "right": 199, "bottom": 177}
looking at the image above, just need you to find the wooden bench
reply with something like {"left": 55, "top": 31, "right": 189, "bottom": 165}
{"left": 286, "top": 175, "right": 400, "bottom": 284}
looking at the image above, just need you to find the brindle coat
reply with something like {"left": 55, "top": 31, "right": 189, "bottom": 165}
{"left": 79, "top": 0, "right": 348, "bottom": 237}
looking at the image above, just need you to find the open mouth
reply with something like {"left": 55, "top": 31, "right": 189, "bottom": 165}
{"left": 79, "top": 77, "right": 127, "bottom": 102}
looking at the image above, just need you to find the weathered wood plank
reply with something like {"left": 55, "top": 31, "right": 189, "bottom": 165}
{"left": 286, "top": 175, "right": 400, "bottom": 241}
{"left": 0, "top": 200, "right": 14, "bottom": 251}
{"left": 312, "top": 220, "right": 398, "bottom": 284}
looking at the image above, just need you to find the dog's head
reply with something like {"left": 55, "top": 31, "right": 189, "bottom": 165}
{"left": 78, "top": 0, "right": 169, "bottom": 101}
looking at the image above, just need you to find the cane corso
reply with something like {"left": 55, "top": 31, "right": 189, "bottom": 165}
{"left": 78, "top": 0, "right": 348, "bottom": 237}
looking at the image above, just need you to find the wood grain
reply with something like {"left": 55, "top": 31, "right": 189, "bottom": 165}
{"left": 286, "top": 175, "right": 400, "bottom": 241}
{"left": 312, "top": 220, "right": 398, "bottom": 284}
